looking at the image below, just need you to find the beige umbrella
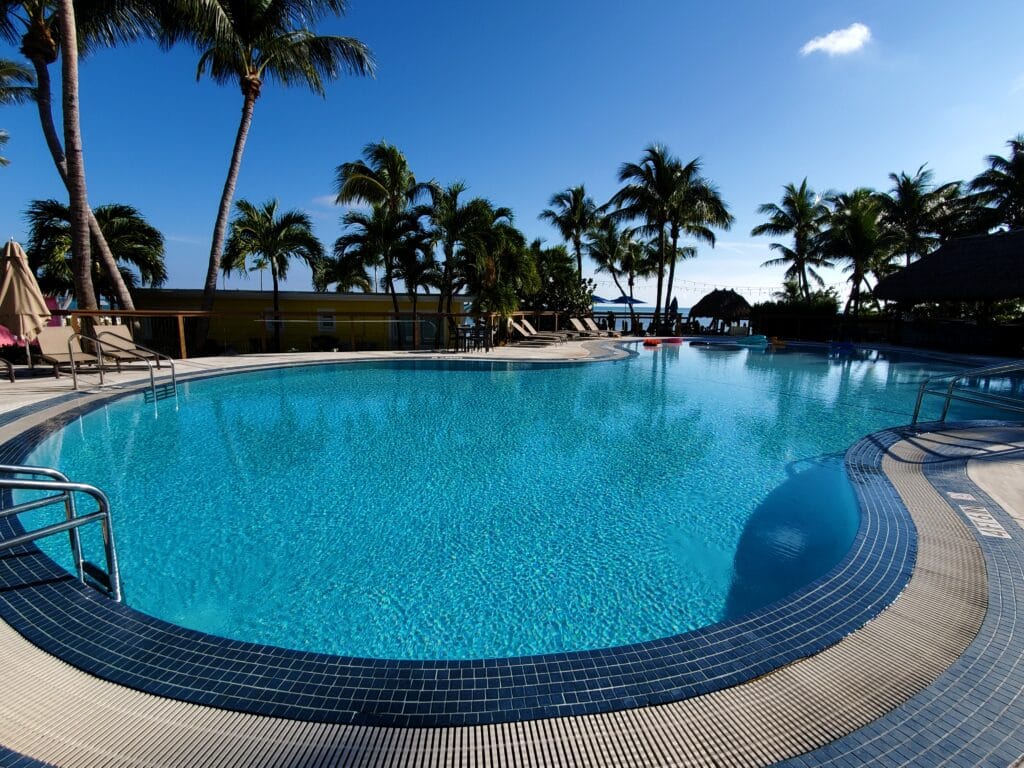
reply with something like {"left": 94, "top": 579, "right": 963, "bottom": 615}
{"left": 0, "top": 239, "right": 52, "bottom": 367}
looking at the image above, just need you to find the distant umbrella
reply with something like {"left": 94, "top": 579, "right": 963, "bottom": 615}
{"left": 591, "top": 294, "right": 613, "bottom": 303}
{"left": 610, "top": 294, "right": 643, "bottom": 305}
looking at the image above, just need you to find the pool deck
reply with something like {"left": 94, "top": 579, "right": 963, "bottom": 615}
{"left": 0, "top": 342, "right": 1022, "bottom": 767}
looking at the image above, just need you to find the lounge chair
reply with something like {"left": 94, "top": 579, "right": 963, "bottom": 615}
{"left": 520, "top": 318, "right": 577, "bottom": 342}
{"left": 568, "top": 318, "right": 602, "bottom": 337}
{"left": 1, "top": 357, "right": 12, "bottom": 383}
{"left": 97, "top": 325, "right": 162, "bottom": 371}
{"left": 508, "top": 319, "right": 559, "bottom": 345}
{"left": 583, "top": 317, "right": 622, "bottom": 337}
{"left": 36, "top": 326, "right": 100, "bottom": 378}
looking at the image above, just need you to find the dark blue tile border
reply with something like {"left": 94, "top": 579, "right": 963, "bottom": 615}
{"left": 0, "top": 361, "right": 918, "bottom": 727}
{"left": 777, "top": 421, "right": 1024, "bottom": 767}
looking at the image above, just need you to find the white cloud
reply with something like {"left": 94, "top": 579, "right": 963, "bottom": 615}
{"left": 1011, "top": 74, "right": 1024, "bottom": 95}
{"left": 311, "top": 194, "right": 338, "bottom": 209}
{"left": 800, "top": 23, "right": 872, "bottom": 57}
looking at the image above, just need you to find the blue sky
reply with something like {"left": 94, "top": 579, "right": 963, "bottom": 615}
{"left": 1, "top": 0, "right": 1022, "bottom": 305}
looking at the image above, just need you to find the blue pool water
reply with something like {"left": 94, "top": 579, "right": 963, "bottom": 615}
{"left": 19, "top": 345, "right": 1010, "bottom": 660}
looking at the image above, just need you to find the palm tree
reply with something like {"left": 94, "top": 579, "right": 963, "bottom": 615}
{"left": 26, "top": 199, "right": 166, "bottom": 304}
{"left": 427, "top": 182, "right": 509, "bottom": 346}
{"left": 969, "top": 134, "right": 1024, "bottom": 230}
{"left": 463, "top": 220, "right": 538, "bottom": 318}
{"left": 392, "top": 231, "right": 440, "bottom": 348}
{"left": 164, "top": 1, "right": 373, "bottom": 328}
{"left": 539, "top": 184, "right": 599, "bottom": 279}
{"left": 221, "top": 199, "right": 325, "bottom": 351}
{"left": 0, "top": 58, "right": 33, "bottom": 165}
{"left": 586, "top": 218, "right": 653, "bottom": 333}
{"left": 752, "top": 179, "right": 833, "bottom": 300}
{"left": 821, "top": 189, "right": 894, "bottom": 316}
{"left": 1, "top": 1, "right": 157, "bottom": 310}
{"left": 55, "top": 0, "right": 96, "bottom": 311}
{"left": 878, "top": 164, "right": 960, "bottom": 267}
{"left": 335, "top": 140, "right": 434, "bottom": 313}
{"left": 312, "top": 251, "right": 371, "bottom": 292}
{"left": 664, "top": 159, "right": 733, "bottom": 314}
{"left": 609, "top": 144, "right": 681, "bottom": 331}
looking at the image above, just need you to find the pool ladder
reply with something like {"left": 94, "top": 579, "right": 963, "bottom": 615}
{"left": 0, "top": 465, "right": 122, "bottom": 602}
{"left": 911, "top": 359, "right": 1024, "bottom": 425}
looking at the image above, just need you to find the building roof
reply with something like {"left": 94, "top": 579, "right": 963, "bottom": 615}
{"left": 874, "top": 230, "right": 1024, "bottom": 303}
{"left": 688, "top": 289, "right": 752, "bottom": 320}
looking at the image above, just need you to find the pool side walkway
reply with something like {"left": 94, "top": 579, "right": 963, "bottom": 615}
{"left": 0, "top": 345, "right": 1022, "bottom": 767}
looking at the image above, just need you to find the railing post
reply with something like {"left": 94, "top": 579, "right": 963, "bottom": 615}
{"left": 177, "top": 315, "right": 188, "bottom": 360}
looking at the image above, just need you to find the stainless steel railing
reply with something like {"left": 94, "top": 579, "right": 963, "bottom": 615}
{"left": 911, "top": 360, "right": 1024, "bottom": 425}
{"left": 0, "top": 465, "right": 123, "bottom": 602}
{"left": 96, "top": 330, "right": 177, "bottom": 402}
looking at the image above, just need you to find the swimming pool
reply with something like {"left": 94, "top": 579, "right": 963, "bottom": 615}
{"left": 18, "top": 344, "right": 999, "bottom": 660}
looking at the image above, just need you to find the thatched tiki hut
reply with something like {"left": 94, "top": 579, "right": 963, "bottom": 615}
{"left": 688, "top": 289, "right": 752, "bottom": 332}
{"left": 874, "top": 230, "right": 1024, "bottom": 304}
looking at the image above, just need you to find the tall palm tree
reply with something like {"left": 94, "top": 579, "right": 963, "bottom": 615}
{"left": 664, "top": 159, "right": 733, "bottom": 313}
{"left": 821, "top": 189, "right": 894, "bottom": 316}
{"left": 26, "top": 199, "right": 166, "bottom": 304}
{"left": 878, "top": 164, "right": 960, "bottom": 267}
{"left": 165, "top": 1, "right": 373, "bottom": 326}
{"left": 1, "top": 1, "right": 157, "bottom": 310}
{"left": 752, "top": 179, "right": 832, "bottom": 300}
{"left": 335, "top": 140, "right": 434, "bottom": 313}
{"left": 55, "top": 0, "right": 96, "bottom": 311}
{"left": 539, "top": 184, "right": 598, "bottom": 279}
{"left": 969, "top": 134, "right": 1024, "bottom": 230}
{"left": 221, "top": 199, "right": 325, "bottom": 351}
{"left": 609, "top": 144, "right": 681, "bottom": 331}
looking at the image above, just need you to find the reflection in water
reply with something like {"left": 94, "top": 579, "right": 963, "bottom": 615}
{"left": 20, "top": 345, "right": 1011, "bottom": 659}
{"left": 724, "top": 456, "right": 858, "bottom": 619}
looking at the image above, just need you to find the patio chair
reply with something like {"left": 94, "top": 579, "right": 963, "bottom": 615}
{"left": 96, "top": 325, "right": 162, "bottom": 371}
{"left": 36, "top": 326, "right": 101, "bottom": 379}
{"left": 583, "top": 317, "right": 622, "bottom": 337}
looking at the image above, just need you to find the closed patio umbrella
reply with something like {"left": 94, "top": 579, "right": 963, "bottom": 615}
{"left": 0, "top": 239, "right": 52, "bottom": 366}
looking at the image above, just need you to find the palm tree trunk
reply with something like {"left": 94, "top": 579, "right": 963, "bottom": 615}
{"left": 28, "top": 53, "right": 135, "bottom": 310}
{"left": 57, "top": 0, "right": 97, "bottom": 313}
{"left": 666, "top": 228, "right": 679, "bottom": 320}
{"left": 271, "top": 265, "right": 281, "bottom": 352}
{"left": 411, "top": 292, "right": 419, "bottom": 349}
{"left": 652, "top": 226, "right": 666, "bottom": 333}
{"left": 197, "top": 88, "right": 258, "bottom": 352}
{"left": 574, "top": 238, "right": 583, "bottom": 279}
{"left": 627, "top": 273, "right": 638, "bottom": 333}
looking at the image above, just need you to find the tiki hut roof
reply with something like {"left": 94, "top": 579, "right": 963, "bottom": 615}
{"left": 874, "top": 230, "right": 1024, "bottom": 303}
{"left": 688, "top": 289, "right": 751, "bottom": 320}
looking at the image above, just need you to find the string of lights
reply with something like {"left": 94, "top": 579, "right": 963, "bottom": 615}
{"left": 588, "top": 276, "right": 846, "bottom": 300}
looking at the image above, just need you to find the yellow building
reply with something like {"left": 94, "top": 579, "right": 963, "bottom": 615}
{"left": 132, "top": 289, "right": 460, "bottom": 354}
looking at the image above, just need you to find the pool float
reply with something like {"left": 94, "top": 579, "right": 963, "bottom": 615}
{"left": 663, "top": 337, "right": 683, "bottom": 344}
{"left": 643, "top": 338, "right": 661, "bottom": 347}
{"left": 734, "top": 334, "right": 768, "bottom": 347}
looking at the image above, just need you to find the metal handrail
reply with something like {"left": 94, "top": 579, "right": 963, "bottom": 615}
{"left": 96, "top": 330, "right": 177, "bottom": 399}
{"left": 0, "top": 465, "right": 122, "bottom": 602}
{"left": 67, "top": 332, "right": 105, "bottom": 391}
{"left": 911, "top": 359, "right": 1024, "bottom": 424}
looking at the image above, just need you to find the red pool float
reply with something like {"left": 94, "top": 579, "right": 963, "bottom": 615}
{"left": 643, "top": 338, "right": 661, "bottom": 347}
{"left": 664, "top": 337, "right": 683, "bottom": 344}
